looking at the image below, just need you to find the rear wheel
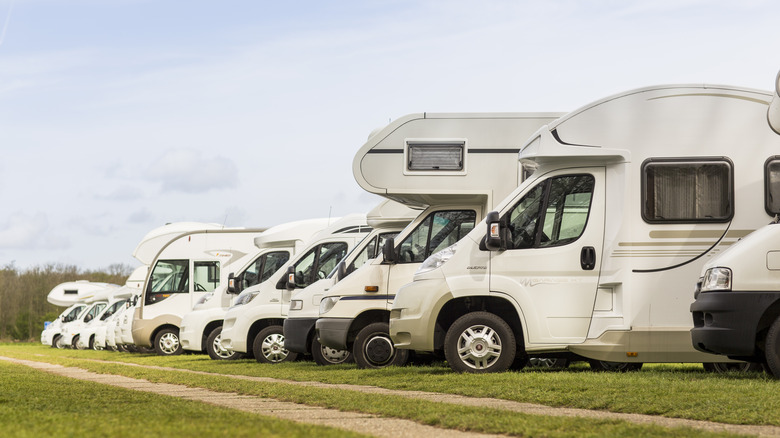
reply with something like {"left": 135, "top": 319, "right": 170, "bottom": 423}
{"left": 311, "top": 337, "right": 351, "bottom": 366}
{"left": 153, "top": 328, "right": 183, "bottom": 356}
{"left": 253, "top": 326, "right": 297, "bottom": 364}
{"left": 444, "top": 312, "right": 515, "bottom": 373}
{"left": 589, "top": 360, "right": 643, "bottom": 372}
{"left": 353, "top": 322, "right": 409, "bottom": 369}
{"left": 206, "top": 327, "right": 242, "bottom": 360}
{"left": 764, "top": 315, "right": 780, "bottom": 378}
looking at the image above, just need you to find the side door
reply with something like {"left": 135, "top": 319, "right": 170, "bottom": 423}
{"left": 489, "top": 168, "right": 606, "bottom": 345}
{"left": 388, "top": 209, "right": 479, "bottom": 309}
{"left": 191, "top": 260, "right": 221, "bottom": 310}
{"left": 282, "top": 241, "right": 349, "bottom": 313}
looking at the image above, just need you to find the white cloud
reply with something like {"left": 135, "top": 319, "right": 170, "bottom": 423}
{"left": 0, "top": 212, "right": 69, "bottom": 249}
{"left": 145, "top": 148, "right": 238, "bottom": 194}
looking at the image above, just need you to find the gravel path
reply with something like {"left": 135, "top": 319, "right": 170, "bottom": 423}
{"left": 4, "top": 355, "right": 779, "bottom": 437}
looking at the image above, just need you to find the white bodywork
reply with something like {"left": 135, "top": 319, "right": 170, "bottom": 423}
{"left": 179, "top": 218, "right": 332, "bottom": 353}
{"left": 315, "top": 113, "right": 562, "bottom": 366}
{"left": 46, "top": 281, "right": 120, "bottom": 307}
{"left": 220, "top": 215, "right": 371, "bottom": 355}
{"left": 390, "top": 84, "right": 780, "bottom": 366}
{"left": 132, "top": 227, "right": 265, "bottom": 349}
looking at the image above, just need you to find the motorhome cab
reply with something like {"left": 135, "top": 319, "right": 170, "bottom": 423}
{"left": 315, "top": 112, "right": 563, "bottom": 369}
{"left": 390, "top": 84, "right": 780, "bottom": 373}
{"left": 219, "top": 215, "right": 371, "bottom": 363}
{"left": 42, "top": 280, "right": 119, "bottom": 348}
{"left": 691, "top": 72, "right": 780, "bottom": 377}
{"left": 283, "top": 200, "right": 417, "bottom": 365}
{"left": 132, "top": 225, "right": 265, "bottom": 355}
{"left": 179, "top": 218, "right": 331, "bottom": 360}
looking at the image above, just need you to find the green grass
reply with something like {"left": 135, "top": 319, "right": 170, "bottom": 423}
{"left": 0, "top": 344, "right": 759, "bottom": 437}
{"left": 0, "top": 359, "right": 365, "bottom": 438}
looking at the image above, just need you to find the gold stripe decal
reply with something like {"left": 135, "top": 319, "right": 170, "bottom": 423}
{"left": 647, "top": 229, "right": 752, "bottom": 239}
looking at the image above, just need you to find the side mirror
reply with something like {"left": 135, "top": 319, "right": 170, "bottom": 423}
{"left": 483, "top": 211, "right": 506, "bottom": 251}
{"left": 382, "top": 237, "right": 397, "bottom": 264}
{"left": 285, "top": 266, "right": 296, "bottom": 291}
{"left": 335, "top": 260, "right": 347, "bottom": 281}
{"left": 227, "top": 272, "right": 237, "bottom": 294}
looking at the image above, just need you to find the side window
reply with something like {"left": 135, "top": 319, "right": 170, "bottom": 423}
{"left": 290, "top": 242, "right": 349, "bottom": 289}
{"left": 398, "top": 210, "right": 477, "bottom": 263}
{"left": 64, "top": 306, "right": 84, "bottom": 322}
{"left": 642, "top": 159, "right": 733, "bottom": 223}
{"left": 149, "top": 259, "right": 189, "bottom": 293}
{"left": 765, "top": 157, "right": 780, "bottom": 215}
{"left": 193, "top": 261, "right": 220, "bottom": 292}
{"left": 505, "top": 174, "right": 595, "bottom": 249}
{"left": 259, "top": 251, "right": 290, "bottom": 283}
{"left": 346, "top": 232, "right": 399, "bottom": 275}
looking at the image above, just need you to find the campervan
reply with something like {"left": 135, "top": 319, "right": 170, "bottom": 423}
{"left": 315, "top": 112, "right": 562, "bottom": 368}
{"left": 42, "top": 280, "right": 119, "bottom": 347}
{"left": 219, "top": 215, "right": 371, "bottom": 363}
{"left": 92, "top": 267, "right": 147, "bottom": 350}
{"left": 179, "top": 218, "right": 332, "bottom": 359}
{"left": 389, "top": 84, "right": 780, "bottom": 373}
{"left": 283, "top": 200, "right": 418, "bottom": 365}
{"left": 75, "top": 294, "right": 133, "bottom": 350}
{"left": 132, "top": 226, "right": 265, "bottom": 355}
{"left": 690, "top": 72, "right": 780, "bottom": 376}
{"left": 59, "top": 291, "right": 113, "bottom": 349}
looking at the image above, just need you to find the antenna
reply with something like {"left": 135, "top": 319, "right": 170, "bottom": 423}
{"left": 328, "top": 206, "right": 332, "bottom": 224}
{"left": 222, "top": 214, "right": 228, "bottom": 229}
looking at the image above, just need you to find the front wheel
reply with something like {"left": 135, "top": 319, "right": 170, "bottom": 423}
{"left": 52, "top": 335, "right": 64, "bottom": 349}
{"left": 589, "top": 360, "right": 643, "bottom": 372}
{"left": 71, "top": 335, "right": 81, "bottom": 350}
{"left": 154, "top": 328, "right": 183, "bottom": 356}
{"left": 253, "top": 326, "right": 297, "bottom": 364}
{"left": 89, "top": 336, "right": 100, "bottom": 351}
{"left": 353, "top": 322, "right": 409, "bottom": 369}
{"left": 311, "top": 336, "right": 352, "bottom": 366}
{"left": 703, "top": 362, "right": 764, "bottom": 373}
{"left": 764, "top": 315, "right": 780, "bottom": 378}
{"left": 444, "top": 312, "right": 516, "bottom": 373}
{"left": 206, "top": 327, "right": 242, "bottom": 360}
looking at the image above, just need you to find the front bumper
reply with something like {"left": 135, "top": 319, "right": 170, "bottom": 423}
{"left": 690, "top": 290, "right": 780, "bottom": 357}
{"left": 283, "top": 317, "right": 316, "bottom": 354}
{"left": 315, "top": 317, "right": 353, "bottom": 350}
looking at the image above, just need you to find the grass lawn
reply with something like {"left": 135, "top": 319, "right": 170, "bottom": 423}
{"left": 1, "top": 343, "right": 769, "bottom": 437}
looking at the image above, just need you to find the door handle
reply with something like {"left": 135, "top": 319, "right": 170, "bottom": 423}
{"left": 580, "top": 246, "right": 596, "bottom": 270}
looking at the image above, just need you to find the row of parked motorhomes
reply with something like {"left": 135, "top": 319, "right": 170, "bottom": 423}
{"left": 42, "top": 71, "right": 780, "bottom": 376}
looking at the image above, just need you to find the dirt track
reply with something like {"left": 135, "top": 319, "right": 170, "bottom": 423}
{"left": 3, "top": 355, "right": 779, "bottom": 437}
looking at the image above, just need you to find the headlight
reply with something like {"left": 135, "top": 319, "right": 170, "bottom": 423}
{"left": 289, "top": 300, "right": 303, "bottom": 311}
{"left": 195, "top": 292, "right": 214, "bottom": 306}
{"left": 319, "top": 296, "right": 340, "bottom": 314}
{"left": 700, "top": 267, "right": 732, "bottom": 292}
{"left": 233, "top": 291, "right": 260, "bottom": 307}
{"left": 416, "top": 243, "right": 458, "bottom": 275}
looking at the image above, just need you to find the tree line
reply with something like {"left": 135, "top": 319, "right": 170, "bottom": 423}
{"left": 0, "top": 263, "right": 133, "bottom": 341}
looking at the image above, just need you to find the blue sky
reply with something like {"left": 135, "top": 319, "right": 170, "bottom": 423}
{"left": 1, "top": 0, "right": 779, "bottom": 271}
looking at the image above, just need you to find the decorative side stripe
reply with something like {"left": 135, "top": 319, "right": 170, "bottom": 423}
{"left": 339, "top": 295, "right": 395, "bottom": 301}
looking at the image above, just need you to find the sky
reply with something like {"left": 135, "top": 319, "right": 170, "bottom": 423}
{"left": 0, "top": 0, "right": 779, "bottom": 271}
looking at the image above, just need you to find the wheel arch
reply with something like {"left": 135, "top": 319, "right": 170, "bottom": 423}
{"left": 247, "top": 318, "right": 284, "bottom": 356}
{"left": 434, "top": 295, "right": 525, "bottom": 352}
{"left": 347, "top": 309, "right": 389, "bottom": 349}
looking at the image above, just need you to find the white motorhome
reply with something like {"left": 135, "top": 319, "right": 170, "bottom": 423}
{"left": 690, "top": 72, "right": 780, "bottom": 376}
{"left": 59, "top": 292, "right": 112, "bottom": 348}
{"left": 283, "top": 200, "right": 418, "bottom": 365}
{"left": 315, "top": 112, "right": 562, "bottom": 368}
{"left": 75, "top": 293, "right": 134, "bottom": 350}
{"left": 220, "top": 215, "right": 371, "bottom": 363}
{"left": 132, "top": 226, "right": 265, "bottom": 355}
{"left": 42, "top": 280, "right": 119, "bottom": 347}
{"left": 390, "top": 84, "right": 780, "bottom": 373}
{"left": 179, "top": 218, "right": 332, "bottom": 359}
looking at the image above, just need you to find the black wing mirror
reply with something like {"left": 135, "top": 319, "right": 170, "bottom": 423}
{"left": 382, "top": 237, "right": 397, "bottom": 264}
{"left": 227, "top": 272, "right": 238, "bottom": 294}
{"left": 482, "top": 211, "right": 506, "bottom": 251}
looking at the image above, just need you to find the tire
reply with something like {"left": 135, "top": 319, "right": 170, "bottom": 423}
{"left": 527, "top": 357, "right": 570, "bottom": 369}
{"left": 89, "top": 336, "right": 99, "bottom": 351}
{"left": 353, "top": 322, "right": 409, "bottom": 369}
{"left": 206, "top": 327, "right": 242, "bottom": 360}
{"left": 444, "top": 312, "right": 516, "bottom": 373}
{"left": 589, "top": 360, "right": 643, "bottom": 372}
{"left": 311, "top": 336, "right": 352, "bottom": 366}
{"left": 703, "top": 362, "right": 764, "bottom": 373}
{"left": 764, "top": 315, "right": 780, "bottom": 378}
{"left": 71, "top": 335, "right": 81, "bottom": 350}
{"left": 253, "top": 325, "right": 297, "bottom": 364}
{"left": 52, "top": 335, "right": 63, "bottom": 349}
{"left": 153, "top": 327, "right": 183, "bottom": 356}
